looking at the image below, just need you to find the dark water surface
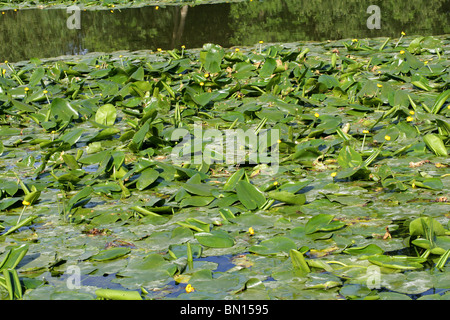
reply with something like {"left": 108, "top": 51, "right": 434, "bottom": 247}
{"left": 0, "top": 0, "right": 449, "bottom": 62}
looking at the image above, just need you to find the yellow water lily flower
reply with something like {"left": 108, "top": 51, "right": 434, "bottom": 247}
{"left": 22, "top": 200, "right": 31, "bottom": 206}
{"left": 331, "top": 172, "right": 337, "bottom": 178}
{"left": 314, "top": 113, "right": 320, "bottom": 118}
{"left": 384, "top": 135, "right": 391, "bottom": 141}
{"left": 248, "top": 227, "right": 255, "bottom": 235}
{"left": 362, "top": 130, "right": 369, "bottom": 134}
{"left": 406, "top": 116, "right": 413, "bottom": 122}
{"left": 185, "top": 284, "right": 195, "bottom": 293}
{"left": 377, "top": 83, "right": 383, "bottom": 88}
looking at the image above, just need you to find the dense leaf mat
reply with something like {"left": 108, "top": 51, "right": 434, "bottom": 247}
{"left": 0, "top": 35, "right": 449, "bottom": 300}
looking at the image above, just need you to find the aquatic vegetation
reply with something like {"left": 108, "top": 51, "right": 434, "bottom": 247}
{"left": 0, "top": 34, "right": 448, "bottom": 300}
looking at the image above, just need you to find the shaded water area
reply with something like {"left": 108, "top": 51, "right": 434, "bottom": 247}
{"left": 0, "top": 0, "right": 449, "bottom": 62}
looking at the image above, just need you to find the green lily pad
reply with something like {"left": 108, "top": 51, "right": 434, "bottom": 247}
{"left": 368, "top": 255, "right": 426, "bottom": 270}
{"left": 268, "top": 191, "right": 306, "bottom": 205}
{"left": 304, "top": 214, "right": 346, "bottom": 234}
{"left": 235, "top": 180, "right": 266, "bottom": 211}
{"left": 343, "top": 244, "right": 384, "bottom": 256}
{"left": 195, "top": 231, "right": 235, "bottom": 248}
{"left": 249, "top": 236, "right": 297, "bottom": 256}
{"left": 90, "top": 247, "right": 131, "bottom": 261}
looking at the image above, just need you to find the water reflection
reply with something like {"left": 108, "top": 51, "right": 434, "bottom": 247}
{"left": 0, "top": 0, "right": 448, "bottom": 62}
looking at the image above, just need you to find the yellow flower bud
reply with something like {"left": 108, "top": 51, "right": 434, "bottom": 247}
{"left": 185, "top": 284, "right": 194, "bottom": 293}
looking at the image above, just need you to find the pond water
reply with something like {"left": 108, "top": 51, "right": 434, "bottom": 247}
{"left": 1, "top": 0, "right": 449, "bottom": 62}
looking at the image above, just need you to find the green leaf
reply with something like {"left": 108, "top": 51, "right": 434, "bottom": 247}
{"left": 29, "top": 67, "right": 45, "bottom": 87}
{"left": 136, "top": 168, "right": 159, "bottom": 190}
{"left": 11, "top": 99, "right": 35, "bottom": 113}
{"left": 90, "top": 247, "right": 131, "bottom": 261}
{"left": 95, "top": 104, "right": 117, "bottom": 126}
{"left": 64, "top": 186, "right": 93, "bottom": 214}
{"left": 0, "top": 244, "right": 29, "bottom": 271}
{"left": 368, "top": 255, "right": 426, "bottom": 270}
{"left": 183, "top": 183, "right": 214, "bottom": 196}
{"left": 1, "top": 215, "right": 38, "bottom": 237}
{"left": 290, "top": 249, "right": 310, "bottom": 273}
{"left": 409, "top": 217, "right": 446, "bottom": 237}
{"left": 195, "top": 231, "right": 235, "bottom": 248}
{"left": 423, "top": 134, "right": 447, "bottom": 156}
{"left": 337, "top": 145, "right": 363, "bottom": 168}
{"left": 343, "top": 244, "right": 384, "bottom": 256}
{"left": 249, "top": 236, "right": 297, "bottom": 256}
{"left": 129, "top": 119, "right": 150, "bottom": 151}
{"left": 95, "top": 289, "right": 142, "bottom": 300}
{"left": 318, "top": 74, "right": 340, "bottom": 89}
{"left": 223, "top": 168, "right": 245, "bottom": 191}
{"left": 305, "top": 214, "right": 346, "bottom": 234}
{"left": 200, "top": 43, "right": 225, "bottom": 73}
{"left": 267, "top": 191, "right": 306, "bottom": 205}
{"left": 430, "top": 89, "right": 450, "bottom": 114}
{"left": 179, "top": 196, "right": 215, "bottom": 208}
{"left": 235, "top": 180, "right": 266, "bottom": 211}
{"left": 50, "top": 98, "right": 79, "bottom": 121}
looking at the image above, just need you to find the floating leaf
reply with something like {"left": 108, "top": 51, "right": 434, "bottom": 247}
{"left": 304, "top": 214, "right": 346, "bottom": 234}
{"left": 95, "top": 289, "right": 142, "bottom": 300}
{"left": 95, "top": 104, "right": 117, "bottom": 126}
{"left": 90, "top": 247, "right": 131, "bottom": 261}
{"left": 343, "top": 244, "right": 384, "bottom": 256}
{"left": 236, "top": 180, "right": 266, "bottom": 211}
{"left": 267, "top": 191, "right": 306, "bottom": 205}
{"left": 136, "top": 168, "right": 159, "bottom": 191}
{"left": 368, "top": 255, "right": 426, "bottom": 270}
{"left": 409, "top": 217, "right": 446, "bottom": 237}
{"left": 249, "top": 236, "right": 297, "bottom": 255}
{"left": 423, "top": 134, "right": 447, "bottom": 156}
{"left": 50, "top": 98, "right": 79, "bottom": 121}
{"left": 195, "top": 231, "right": 235, "bottom": 248}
